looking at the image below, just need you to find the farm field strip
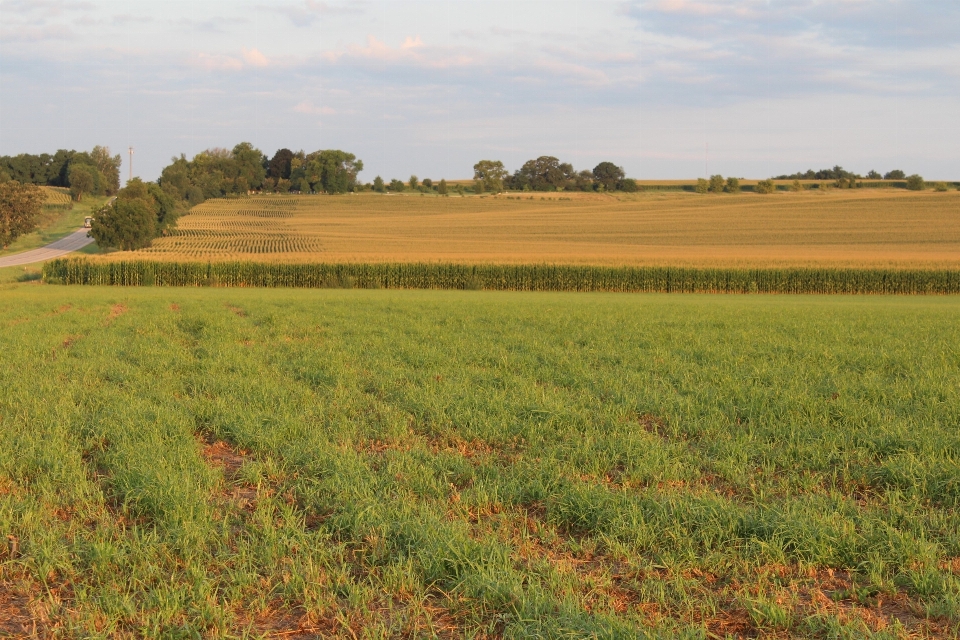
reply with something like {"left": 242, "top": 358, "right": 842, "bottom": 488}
{"left": 1, "top": 287, "right": 958, "bottom": 637}
{"left": 109, "top": 190, "right": 960, "bottom": 268}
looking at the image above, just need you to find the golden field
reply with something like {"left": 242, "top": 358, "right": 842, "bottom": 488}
{"left": 111, "top": 188, "right": 960, "bottom": 268}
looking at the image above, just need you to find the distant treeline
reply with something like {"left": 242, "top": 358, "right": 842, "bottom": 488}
{"left": 43, "top": 259, "right": 960, "bottom": 295}
{"left": 773, "top": 166, "right": 907, "bottom": 181}
{"left": 155, "top": 144, "right": 638, "bottom": 206}
{"left": 0, "top": 147, "right": 122, "bottom": 201}
{"left": 159, "top": 144, "right": 362, "bottom": 206}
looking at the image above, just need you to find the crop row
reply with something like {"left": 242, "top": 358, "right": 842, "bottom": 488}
{"left": 237, "top": 209, "right": 295, "bottom": 218}
{"left": 42, "top": 259, "right": 960, "bottom": 293}
{"left": 144, "top": 237, "right": 322, "bottom": 254}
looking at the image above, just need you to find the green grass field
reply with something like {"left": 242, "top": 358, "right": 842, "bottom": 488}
{"left": 2, "top": 286, "right": 959, "bottom": 638}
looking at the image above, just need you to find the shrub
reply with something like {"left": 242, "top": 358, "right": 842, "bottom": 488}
{"left": 725, "top": 177, "right": 740, "bottom": 193}
{"left": 373, "top": 176, "right": 385, "bottom": 193}
{"left": 790, "top": 180, "right": 803, "bottom": 192}
{"left": 695, "top": 178, "right": 709, "bottom": 194}
{"left": 619, "top": 178, "right": 639, "bottom": 193}
{"left": 905, "top": 175, "right": 925, "bottom": 191}
{"left": 884, "top": 170, "right": 906, "bottom": 180}
{"left": 932, "top": 182, "right": 948, "bottom": 192}
{"left": 755, "top": 180, "right": 775, "bottom": 195}
{"left": 708, "top": 175, "right": 725, "bottom": 193}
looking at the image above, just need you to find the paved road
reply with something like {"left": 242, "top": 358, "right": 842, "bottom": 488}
{"left": 0, "top": 229, "right": 95, "bottom": 267}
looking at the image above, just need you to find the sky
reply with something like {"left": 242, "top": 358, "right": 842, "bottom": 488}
{"left": 1, "top": 0, "right": 958, "bottom": 182}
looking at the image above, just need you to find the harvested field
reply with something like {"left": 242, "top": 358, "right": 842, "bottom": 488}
{"left": 109, "top": 189, "right": 960, "bottom": 268}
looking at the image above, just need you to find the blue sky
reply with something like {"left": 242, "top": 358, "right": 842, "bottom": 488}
{"left": 1, "top": 0, "right": 958, "bottom": 181}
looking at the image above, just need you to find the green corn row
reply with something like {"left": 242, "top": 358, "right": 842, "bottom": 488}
{"left": 41, "top": 258, "right": 960, "bottom": 294}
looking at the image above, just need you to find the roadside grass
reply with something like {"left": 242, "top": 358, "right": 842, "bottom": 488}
{"left": 0, "top": 190, "right": 106, "bottom": 258}
{"left": 109, "top": 189, "right": 960, "bottom": 269}
{"left": 0, "top": 264, "right": 44, "bottom": 285}
{"left": 0, "top": 287, "right": 958, "bottom": 638}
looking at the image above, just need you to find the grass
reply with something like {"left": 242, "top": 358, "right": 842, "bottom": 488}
{"left": 103, "top": 189, "right": 960, "bottom": 269}
{"left": 0, "top": 189, "right": 106, "bottom": 258}
{"left": 1, "top": 284, "right": 959, "bottom": 638}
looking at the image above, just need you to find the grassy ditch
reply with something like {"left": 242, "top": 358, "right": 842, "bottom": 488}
{"left": 0, "top": 287, "right": 958, "bottom": 637}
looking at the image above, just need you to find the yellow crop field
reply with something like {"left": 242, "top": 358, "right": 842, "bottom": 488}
{"left": 113, "top": 189, "right": 960, "bottom": 268}
{"left": 41, "top": 186, "right": 72, "bottom": 206}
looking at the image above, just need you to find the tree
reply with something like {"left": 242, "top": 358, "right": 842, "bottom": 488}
{"left": 790, "top": 180, "right": 803, "bottom": 192}
{"left": 755, "top": 179, "right": 775, "bottom": 194}
{"left": 438, "top": 179, "right": 448, "bottom": 196}
{"left": 473, "top": 160, "right": 508, "bottom": 193}
{"left": 619, "top": 178, "right": 639, "bottom": 193}
{"left": 68, "top": 164, "right": 96, "bottom": 201}
{"left": 708, "top": 175, "right": 725, "bottom": 193}
{"left": 724, "top": 177, "right": 740, "bottom": 193}
{"left": 574, "top": 170, "right": 595, "bottom": 192}
{"left": 91, "top": 198, "right": 155, "bottom": 250}
{"left": 409, "top": 175, "right": 419, "bottom": 191}
{"left": 90, "top": 146, "right": 122, "bottom": 195}
{"left": 313, "top": 150, "right": 363, "bottom": 193}
{"left": 866, "top": 170, "right": 882, "bottom": 179}
{"left": 905, "top": 175, "right": 925, "bottom": 191}
{"left": 373, "top": 176, "right": 385, "bottom": 193}
{"left": 422, "top": 178, "right": 433, "bottom": 190}
{"left": 884, "top": 170, "right": 905, "bottom": 180}
{"left": 695, "top": 178, "right": 709, "bottom": 194}
{"left": 473, "top": 179, "right": 485, "bottom": 194}
{"left": 0, "top": 181, "right": 45, "bottom": 248}
{"left": 511, "top": 156, "right": 575, "bottom": 191}
{"left": 593, "top": 162, "right": 624, "bottom": 192}
{"left": 232, "top": 142, "right": 266, "bottom": 191}
{"left": 268, "top": 149, "right": 294, "bottom": 180}
{"left": 389, "top": 179, "right": 405, "bottom": 192}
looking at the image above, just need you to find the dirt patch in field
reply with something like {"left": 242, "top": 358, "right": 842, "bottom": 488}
{"left": 200, "top": 439, "right": 258, "bottom": 509}
{"left": 102, "top": 303, "right": 127, "bottom": 326}
{"left": 226, "top": 305, "right": 247, "bottom": 317}
{"left": 637, "top": 413, "right": 673, "bottom": 440}
{"left": 0, "top": 583, "right": 39, "bottom": 637}
{"left": 170, "top": 303, "right": 180, "bottom": 312}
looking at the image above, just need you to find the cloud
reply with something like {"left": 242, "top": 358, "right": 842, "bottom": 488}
{"left": 192, "top": 52, "right": 244, "bottom": 71}
{"left": 242, "top": 48, "right": 269, "bottom": 67}
{"left": 293, "top": 100, "right": 336, "bottom": 115}
{"left": 273, "top": 0, "right": 367, "bottom": 26}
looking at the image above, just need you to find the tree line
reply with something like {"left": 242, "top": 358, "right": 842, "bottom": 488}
{"left": 773, "top": 166, "right": 911, "bottom": 182}
{"left": 158, "top": 144, "right": 363, "bottom": 206}
{"left": 0, "top": 147, "right": 122, "bottom": 201}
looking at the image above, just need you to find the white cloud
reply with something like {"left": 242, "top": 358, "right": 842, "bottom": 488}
{"left": 192, "top": 52, "right": 244, "bottom": 71}
{"left": 293, "top": 100, "right": 336, "bottom": 115}
{"left": 242, "top": 48, "right": 269, "bottom": 67}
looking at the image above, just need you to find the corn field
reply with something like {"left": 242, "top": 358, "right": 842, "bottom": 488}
{"left": 42, "top": 258, "right": 960, "bottom": 294}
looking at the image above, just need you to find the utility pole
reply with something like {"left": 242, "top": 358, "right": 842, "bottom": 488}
{"left": 129, "top": 147, "right": 134, "bottom": 182}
